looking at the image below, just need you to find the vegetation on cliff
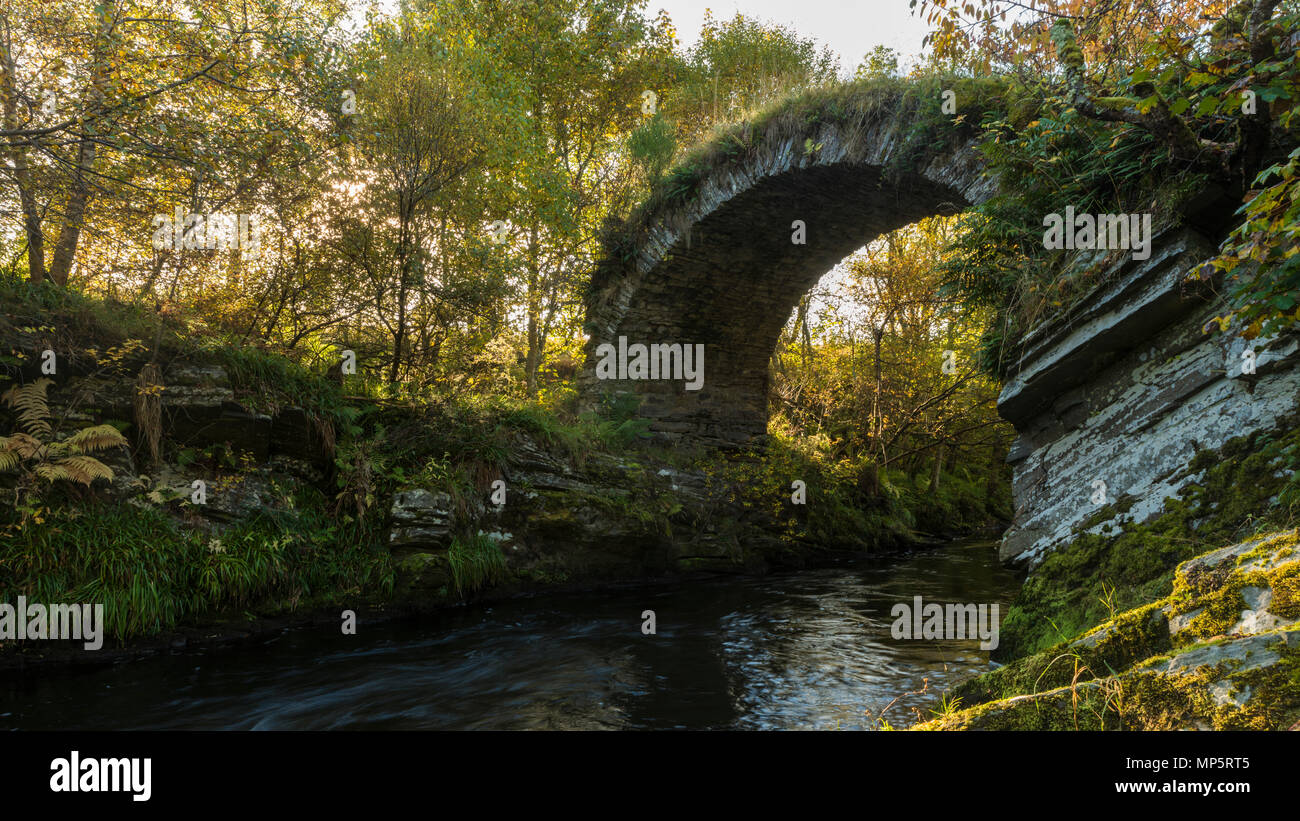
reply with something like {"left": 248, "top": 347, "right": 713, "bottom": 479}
{"left": 995, "top": 420, "right": 1300, "bottom": 660}
{"left": 925, "top": 0, "right": 1300, "bottom": 376}
{"left": 924, "top": 425, "right": 1300, "bottom": 731}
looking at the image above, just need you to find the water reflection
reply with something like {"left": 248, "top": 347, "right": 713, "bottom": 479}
{"left": 2, "top": 539, "right": 1022, "bottom": 730}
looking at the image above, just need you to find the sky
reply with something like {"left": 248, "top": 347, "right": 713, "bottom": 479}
{"left": 351, "top": 1, "right": 934, "bottom": 75}
{"left": 649, "top": 0, "right": 931, "bottom": 73}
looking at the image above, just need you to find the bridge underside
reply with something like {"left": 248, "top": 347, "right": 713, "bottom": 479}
{"left": 583, "top": 164, "right": 974, "bottom": 446}
{"left": 580, "top": 103, "right": 991, "bottom": 446}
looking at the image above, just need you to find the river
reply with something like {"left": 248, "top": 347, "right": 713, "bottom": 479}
{"left": 2, "top": 538, "right": 1022, "bottom": 730}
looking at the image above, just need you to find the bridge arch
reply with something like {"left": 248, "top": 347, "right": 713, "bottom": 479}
{"left": 581, "top": 85, "right": 1000, "bottom": 446}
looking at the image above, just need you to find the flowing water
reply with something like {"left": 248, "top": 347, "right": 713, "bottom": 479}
{"left": 2, "top": 539, "right": 1022, "bottom": 730}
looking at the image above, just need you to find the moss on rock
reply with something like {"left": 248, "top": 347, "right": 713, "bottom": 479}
{"left": 942, "top": 523, "right": 1300, "bottom": 729}
{"left": 927, "top": 629, "right": 1300, "bottom": 731}
{"left": 994, "top": 421, "right": 1300, "bottom": 662}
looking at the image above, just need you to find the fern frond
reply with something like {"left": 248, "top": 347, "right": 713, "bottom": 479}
{"left": 65, "top": 424, "right": 128, "bottom": 453}
{"left": 48, "top": 455, "right": 114, "bottom": 485}
{"left": 0, "top": 432, "right": 47, "bottom": 461}
{"left": 34, "top": 463, "right": 71, "bottom": 483}
{"left": 0, "top": 447, "right": 20, "bottom": 472}
{"left": 1, "top": 378, "right": 53, "bottom": 437}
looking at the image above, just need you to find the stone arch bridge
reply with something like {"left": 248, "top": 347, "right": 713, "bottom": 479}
{"left": 580, "top": 87, "right": 998, "bottom": 446}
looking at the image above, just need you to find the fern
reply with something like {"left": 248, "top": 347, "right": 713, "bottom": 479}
{"left": 46, "top": 455, "right": 116, "bottom": 485}
{"left": 34, "top": 463, "right": 72, "bottom": 483}
{"left": 65, "top": 424, "right": 129, "bottom": 454}
{"left": 0, "top": 378, "right": 125, "bottom": 490}
{"left": 2, "top": 378, "right": 54, "bottom": 437}
{"left": 0, "top": 432, "right": 47, "bottom": 461}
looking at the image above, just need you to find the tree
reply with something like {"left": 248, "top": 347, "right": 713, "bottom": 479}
{"left": 0, "top": 0, "right": 349, "bottom": 290}
{"left": 771, "top": 218, "right": 1009, "bottom": 495}
{"left": 457, "top": 0, "right": 675, "bottom": 396}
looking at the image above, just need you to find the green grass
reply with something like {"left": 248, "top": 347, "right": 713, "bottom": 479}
{"left": 203, "top": 342, "right": 352, "bottom": 427}
{"left": 0, "top": 496, "right": 394, "bottom": 642}
{"left": 446, "top": 533, "right": 507, "bottom": 596}
{"left": 0, "top": 267, "right": 168, "bottom": 346}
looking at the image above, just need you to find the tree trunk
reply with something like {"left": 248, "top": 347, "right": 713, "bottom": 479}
{"left": 390, "top": 209, "right": 412, "bottom": 385}
{"left": 47, "top": 0, "right": 117, "bottom": 286}
{"left": 1, "top": 20, "right": 46, "bottom": 284}
{"left": 929, "top": 443, "right": 943, "bottom": 495}
{"left": 524, "top": 223, "right": 542, "bottom": 397}
{"left": 869, "top": 326, "right": 884, "bottom": 496}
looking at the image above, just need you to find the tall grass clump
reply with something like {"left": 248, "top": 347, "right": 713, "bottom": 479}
{"left": 0, "top": 498, "right": 393, "bottom": 642}
{"left": 447, "top": 533, "right": 507, "bottom": 596}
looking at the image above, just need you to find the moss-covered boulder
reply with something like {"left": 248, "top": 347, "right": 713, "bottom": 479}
{"left": 994, "top": 422, "right": 1300, "bottom": 662}
{"left": 932, "top": 528, "right": 1300, "bottom": 730}
{"left": 922, "top": 629, "right": 1300, "bottom": 730}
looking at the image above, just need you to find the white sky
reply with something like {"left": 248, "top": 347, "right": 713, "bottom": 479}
{"left": 650, "top": 0, "right": 931, "bottom": 73}
{"left": 351, "top": 1, "right": 933, "bottom": 74}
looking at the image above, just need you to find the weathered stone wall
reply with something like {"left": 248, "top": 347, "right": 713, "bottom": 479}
{"left": 581, "top": 112, "right": 994, "bottom": 446}
{"left": 998, "top": 228, "right": 1300, "bottom": 566}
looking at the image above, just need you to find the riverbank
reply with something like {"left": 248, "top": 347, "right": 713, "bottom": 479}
{"left": 0, "top": 520, "right": 1009, "bottom": 674}
{"left": 919, "top": 423, "right": 1300, "bottom": 730}
{"left": 1, "top": 300, "right": 1011, "bottom": 672}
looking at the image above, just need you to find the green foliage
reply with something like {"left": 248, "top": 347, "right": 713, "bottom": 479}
{"left": 669, "top": 9, "right": 841, "bottom": 147}
{"left": 938, "top": 2, "right": 1300, "bottom": 375}
{"left": 210, "top": 342, "right": 350, "bottom": 425}
{"left": 693, "top": 427, "right": 1004, "bottom": 559}
{"left": 1213, "top": 145, "right": 1300, "bottom": 340}
{"left": 0, "top": 496, "right": 393, "bottom": 641}
{"left": 447, "top": 533, "right": 508, "bottom": 596}
{"left": 995, "top": 419, "right": 1300, "bottom": 662}
{"left": 856, "top": 45, "right": 900, "bottom": 81}
{"left": 628, "top": 113, "right": 677, "bottom": 184}
{"left": 938, "top": 100, "right": 1199, "bottom": 375}
{"left": 1190, "top": 3, "right": 1300, "bottom": 340}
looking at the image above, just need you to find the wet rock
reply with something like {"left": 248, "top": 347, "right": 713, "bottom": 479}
{"left": 996, "top": 228, "right": 1300, "bottom": 565}
{"left": 389, "top": 489, "right": 457, "bottom": 550}
{"left": 393, "top": 552, "right": 451, "bottom": 594}
{"left": 270, "top": 406, "right": 330, "bottom": 464}
{"left": 161, "top": 363, "right": 271, "bottom": 460}
{"left": 199, "top": 472, "right": 290, "bottom": 522}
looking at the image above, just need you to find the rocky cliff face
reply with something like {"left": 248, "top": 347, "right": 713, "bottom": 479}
{"left": 997, "top": 228, "right": 1300, "bottom": 567}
